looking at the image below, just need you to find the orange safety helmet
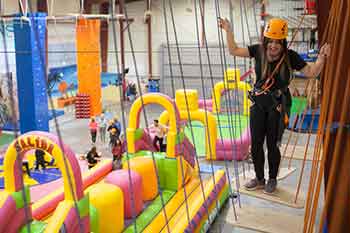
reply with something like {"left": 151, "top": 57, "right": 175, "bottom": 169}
{"left": 264, "top": 18, "right": 288, "bottom": 40}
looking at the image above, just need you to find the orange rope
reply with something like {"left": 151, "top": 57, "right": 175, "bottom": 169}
{"left": 304, "top": 1, "right": 345, "bottom": 231}
{"left": 303, "top": 2, "right": 339, "bottom": 230}
{"left": 318, "top": 68, "right": 350, "bottom": 233}
{"left": 294, "top": 107, "right": 317, "bottom": 203}
{"left": 287, "top": 80, "right": 316, "bottom": 168}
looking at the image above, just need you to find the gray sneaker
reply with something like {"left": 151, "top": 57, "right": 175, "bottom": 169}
{"left": 244, "top": 178, "right": 265, "bottom": 191}
{"left": 264, "top": 179, "right": 277, "bottom": 194}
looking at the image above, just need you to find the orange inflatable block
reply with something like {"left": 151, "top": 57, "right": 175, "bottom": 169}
{"left": 76, "top": 18, "right": 102, "bottom": 116}
{"left": 123, "top": 157, "right": 158, "bottom": 201}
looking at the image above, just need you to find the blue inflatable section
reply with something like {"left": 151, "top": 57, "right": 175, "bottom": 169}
{"left": 289, "top": 108, "right": 320, "bottom": 133}
{"left": 14, "top": 13, "right": 49, "bottom": 133}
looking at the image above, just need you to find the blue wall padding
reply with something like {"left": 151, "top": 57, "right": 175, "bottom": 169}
{"left": 14, "top": 13, "right": 49, "bottom": 133}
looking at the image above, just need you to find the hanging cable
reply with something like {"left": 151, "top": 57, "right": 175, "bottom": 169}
{"left": 294, "top": 107, "right": 317, "bottom": 204}
{"left": 120, "top": 1, "right": 172, "bottom": 232}
{"left": 242, "top": 0, "right": 252, "bottom": 45}
{"left": 29, "top": 0, "right": 94, "bottom": 231}
{"left": 190, "top": 0, "right": 223, "bottom": 226}
{"left": 108, "top": 0, "right": 139, "bottom": 232}
{"left": 13, "top": 0, "right": 86, "bottom": 231}
{"left": 251, "top": 0, "right": 259, "bottom": 39}
{"left": 0, "top": 17, "right": 31, "bottom": 233}
{"left": 194, "top": 1, "right": 235, "bottom": 224}
{"left": 214, "top": 0, "right": 244, "bottom": 212}
{"left": 164, "top": 0, "right": 191, "bottom": 225}
{"left": 234, "top": 0, "right": 250, "bottom": 181}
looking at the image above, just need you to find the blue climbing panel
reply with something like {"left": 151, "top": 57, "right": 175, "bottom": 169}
{"left": 14, "top": 13, "right": 49, "bottom": 133}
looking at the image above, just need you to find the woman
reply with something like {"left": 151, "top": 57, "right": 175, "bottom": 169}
{"left": 219, "top": 17, "right": 330, "bottom": 194}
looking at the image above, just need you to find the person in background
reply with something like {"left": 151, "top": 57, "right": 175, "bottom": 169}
{"left": 89, "top": 117, "right": 98, "bottom": 144}
{"left": 109, "top": 128, "right": 119, "bottom": 148}
{"left": 107, "top": 120, "right": 120, "bottom": 142}
{"left": 310, "top": 26, "right": 317, "bottom": 51}
{"left": 98, "top": 114, "right": 107, "bottom": 143}
{"left": 151, "top": 119, "right": 168, "bottom": 152}
{"left": 22, "top": 159, "right": 31, "bottom": 177}
{"left": 35, "top": 149, "right": 48, "bottom": 171}
{"left": 86, "top": 146, "right": 101, "bottom": 169}
{"left": 113, "top": 116, "right": 122, "bottom": 135}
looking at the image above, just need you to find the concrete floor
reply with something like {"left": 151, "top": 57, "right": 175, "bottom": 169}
{"left": 1, "top": 101, "right": 323, "bottom": 233}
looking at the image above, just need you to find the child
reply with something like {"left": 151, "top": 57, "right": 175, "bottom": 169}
{"left": 35, "top": 149, "right": 48, "bottom": 170}
{"left": 109, "top": 128, "right": 119, "bottom": 149}
{"left": 112, "top": 139, "right": 124, "bottom": 170}
{"left": 89, "top": 117, "right": 98, "bottom": 144}
{"left": 86, "top": 146, "right": 101, "bottom": 169}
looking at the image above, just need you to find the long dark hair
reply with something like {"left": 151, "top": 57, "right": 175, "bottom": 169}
{"left": 260, "top": 37, "right": 292, "bottom": 83}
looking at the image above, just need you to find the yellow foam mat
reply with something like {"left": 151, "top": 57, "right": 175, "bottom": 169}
{"left": 282, "top": 144, "right": 321, "bottom": 161}
{"left": 233, "top": 173, "right": 305, "bottom": 209}
{"left": 224, "top": 204, "right": 303, "bottom": 233}
{"left": 238, "top": 167, "right": 296, "bottom": 182}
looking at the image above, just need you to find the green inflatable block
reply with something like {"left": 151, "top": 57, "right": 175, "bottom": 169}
{"left": 89, "top": 204, "right": 99, "bottom": 233}
{"left": 122, "top": 152, "right": 178, "bottom": 191}
{"left": 77, "top": 194, "right": 89, "bottom": 218}
{"left": 123, "top": 190, "right": 175, "bottom": 233}
{"left": 156, "top": 157, "right": 178, "bottom": 191}
{"left": 291, "top": 97, "right": 308, "bottom": 114}
{"left": 20, "top": 221, "right": 46, "bottom": 233}
{"left": 11, "top": 186, "right": 30, "bottom": 209}
{"left": 175, "top": 132, "right": 185, "bottom": 144}
{"left": 134, "top": 128, "right": 144, "bottom": 141}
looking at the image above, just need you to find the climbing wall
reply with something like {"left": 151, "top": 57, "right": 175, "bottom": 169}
{"left": 76, "top": 19, "right": 102, "bottom": 116}
{"left": 13, "top": 13, "right": 49, "bottom": 133}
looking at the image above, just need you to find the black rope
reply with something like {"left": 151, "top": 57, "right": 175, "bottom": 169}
{"left": 27, "top": 1, "right": 85, "bottom": 231}
{"left": 162, "top": 0, "right": 218, "bottom": 228}
{"left": 108, "top": 1, "right": 139, "bottom": 232}
{"left": 120, "top": 2, "right": 171, "bottom": 232}
{"left": 19, "top": 0, "right": 85, "bottom": 231}
{"left": 0, "top": 16, "right": 31, "bottom": 233}
{"left": 162, "top": 0, "right": 192, "bottom": 226}
{"left": 251, "top": 0, "right": 260, "bottom": 39}
{"left": 213, "top": 0, "right": 242, "bottom": 214}
{"left": 242, "top": 0, "right": 253, "bottom": 45}
{"left": 194, "top": 1, "right": 231, "bottom": 224}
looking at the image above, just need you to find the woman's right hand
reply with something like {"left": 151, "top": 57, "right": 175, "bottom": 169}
{"left": 218, "top": 18, "right": 232, "bottom": 32}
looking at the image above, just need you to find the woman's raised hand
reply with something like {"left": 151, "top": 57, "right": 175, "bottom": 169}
{"left": 218, "top": 17, "right": 232, "bottom": 32}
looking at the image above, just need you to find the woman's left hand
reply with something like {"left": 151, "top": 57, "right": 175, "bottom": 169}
{"left": 319, "top": 43, "right": 331, "bottom": 59}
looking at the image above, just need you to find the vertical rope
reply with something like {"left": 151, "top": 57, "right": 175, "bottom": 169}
{"left": 0, "top": 17, "right": 31, "bottom": 233}
{"left": 251, "top": 0, "right": 259, "bottom": 39}
{"left": 24, "top": 1, "right": 86, "bottom": 232}
{"left": 164, "top": 0, "right": 191, "bottom": 225}
{"left": 318, "top": 69, "right": 350, "bottom": 233}
{"left": 213, "top": 0, "right": 243, "bottom": 213}
{"left": 293, "top": 105, "right": 318, "bottom": 204}
{"left": 191, "top": 0, "right": 221, "bottom": 226}
{"left": 108, "top": 1, "right": 138, "bottom": 232}
{"left": 120, "top": 2, "right": 171, "bottom": 232}
{"left": 305, "top": 1, "right": 347, "bottom": 231}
